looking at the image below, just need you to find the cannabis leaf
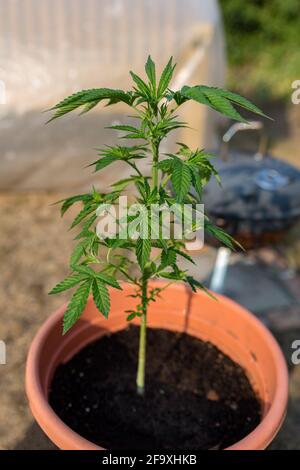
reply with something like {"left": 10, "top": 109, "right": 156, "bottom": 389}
{"left": 71, "top": 204, "right": 95, "bottom": 229}
{"left": 47, "top": 88, "right": 133, "bottom": 122}
{"left": 205, "top": 221, "right": 244, "bottom": 251}
{"left": 63, "top": 280, "right": 92, "bottom": 334}
{"left": 92, "top": 278, "right": 110, "bottom": 318}
{"left": 95, "top": 272, "right": 121, "bottom": 289}
{"left": 56, "top": 194, "right": 93, "bottom": 216}
{"left": 185, "top": 276, "right": 216, "bottom": 300}
{"left": 171, "top": 159, "right": 192, "bottom": 202}
{"left": 91, "top": 145, "right": 146, "bottom": 172}
{"left": 160, "top": 248, "right": 177, "bottom": 269}
{"left": 173, "top": 247, "right": 195, "bottom": 264}
{"left": 130, "top": 71, "right": 151, "bottom": 98}
{"left": 136, "top": 238, "right": 151, "bottom": 269}
{"left": 157, "top": 57, "right": 175, "bottom": 98}
{"left": 49, "top": 273, "right": 87, "bottom": 295}
{"left": 145, "top": 55, "right": 156, "bottom": 94}
{"left": 180, "top": 85, "right": 269, "bottom": 122}
{"left": 108, "top": 124, "right": 139, "bottom": 133}
{"left": 70, "top": 241, "right": 87, "bottom": 265}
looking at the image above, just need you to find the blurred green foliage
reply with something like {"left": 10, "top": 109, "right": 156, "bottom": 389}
{"left": 220, "top": 0, "right": 300, "bottom": 100}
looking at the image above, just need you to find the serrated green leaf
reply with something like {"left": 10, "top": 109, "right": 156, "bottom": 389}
{"left": 159, "top": 271, "right": 184, "bottom": 280}
{"left": 47, "top": 88, "right": 132, "bottom": 122}
{"left": 121, "top": 132, "right": 145, "bottom": 140}
{"left": 181, "top": 85, "right": 211, "bottom": 106}
{"left": 170, "top": 90, "right": 189, "bottom": 106}
{"left": 205, "top": 222, "right": 244, "bottom": 251}
{"left": 63, "top": 281, "right": 92, "bottom": 333}
{"left": 105, "top": 238, "right": 133, "bottom": 249}
{"left": 130, "top": 71, "right": 150, "bottom": 97}
{"left": 157, "top": 237, "right": 169, "bottom": 253}
{"left": 72, "top": 264, "right": 95, "bottom": 276}
{"left": 92, "top": 146, "right": 146, "bottom": 169}
{"left": 185, "top": 276, "right": 216, "bottom": 299}
{"left": 217, "top": 89, "right": 269, "bottom": 119}
{"left": 108, "top": 125, "right": 139, "bottom": 133}
{"left": 157, "top": 57, "right": 175, "bottom": 98}
{"left": 181, "top": 85, "right": 269, "bottom": 122}
{"left": 95, "top": 272, "right": 121, "bottom": 289}
{"left": 160, "top": 249, "right": 177, "bottom": 268}
{"left": 126, "top": 312, "right": 136, "bottom": 321}
{"left": 136, "top": 238, "right": 151, "bottom": 269}
{"left": 157, "top": 158, "right": 174, "bottom": 173}
{"left": 70, "top": 242, "right": 86, "bottom": 265}
{"left": 52, "top": 89, "right": 131, "bottom": 109}
{"left": 71, "top": 204, "right": 95, "bottom": 229}
{"left": 171, "top": 159, "right": 192, "bottom": 202}
{"left": 94, "top": 154, "right": 119, "bottom": 171}
{"left": 49, "top": 273, "right": 87, "bottom": 295}
{"left": 74, "top": 214, "right": 97, "bottom": 240}
{"left": 173, "top": 248, "right": 195, "bottom": 264}
{"left": 150, "top": 222, "right": 169, "bottom": 253}
{"left": 145, "top": 56, "right": 156, "bottom": 92}
{"left": 92, "top": 278, "right": 110, "bottom": 318}
{"left": 79, "top": 100, "right": 99, "bottom": 115}
{"left": 189, "top": 165, "right": 202, "bottom": 198}
{"left": 111, "top": 177, "right": 137, "bottom": 191}
{"left": 203, "top": 89, "right": 246, "bottom": 122}
{"left": 157, "top": 119, "right": 186, "bottom": 133}
{"left": 56, "top": 194, "right": 91, "bottom": 216}
{"left": 135, "top": 178, "right": 151, "bottom": 202}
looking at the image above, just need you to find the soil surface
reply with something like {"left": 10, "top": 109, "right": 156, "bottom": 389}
{"left": 50, "top": 326, "right": 261, "bottom": 450}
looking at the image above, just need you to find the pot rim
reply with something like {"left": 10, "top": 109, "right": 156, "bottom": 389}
{"left": 26, "top": 281, "right": 288, "bottom": 450}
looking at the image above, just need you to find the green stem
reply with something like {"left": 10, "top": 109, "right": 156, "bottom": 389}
{"left": 161, "top": 173, "right": 171, "bottom": 189}
{"left": 151, "top": 142, "right": 159, "bottom": 191}
{"left": 136, "top": 276, "right": 148, "bottom": 395}
{"left": 127, "top": 161, "right": 143, "bottom": 177}
{"left": 136, "top": 134, "right": 160, "bottom": 395}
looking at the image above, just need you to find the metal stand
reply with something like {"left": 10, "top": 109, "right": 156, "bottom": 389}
{"left": 209, "top": 247, "right": 231, "bottom": 293}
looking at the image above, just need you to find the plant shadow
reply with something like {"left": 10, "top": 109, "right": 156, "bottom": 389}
{"left": 13, "top": 421, "right": 57, "bottom": 450}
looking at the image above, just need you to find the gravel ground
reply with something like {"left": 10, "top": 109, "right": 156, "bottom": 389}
{"left": 0, "top": 191, "right": 299, "bottom": 450}
{"left": 0, "top": 192, "right": 75, "bottom": 450}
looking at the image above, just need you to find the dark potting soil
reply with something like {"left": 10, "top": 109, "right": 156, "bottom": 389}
{"left": 49, "top": 326, "right": 261, "bottom": 450}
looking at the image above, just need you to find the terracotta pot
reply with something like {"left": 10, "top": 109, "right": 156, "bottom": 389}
{"left": 26, "top": 281, "right": 288, "bottom": 450}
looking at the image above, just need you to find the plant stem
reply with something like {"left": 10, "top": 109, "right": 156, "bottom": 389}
{"left": 136, "top": 276, "right": 148, "bottom": 395}
{"left": 136, "top": 134, "right": 160, "bottom": 395}
{"left": 152, "top": 142, "right": 159, "bottom": 190}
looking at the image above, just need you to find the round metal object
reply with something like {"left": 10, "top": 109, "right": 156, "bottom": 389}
{"left": 254, "top": 169, "right": 290, "bottom": 191}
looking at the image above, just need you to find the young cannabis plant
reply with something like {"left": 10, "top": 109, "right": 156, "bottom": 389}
{"left": 48, "top": 57, "right": 266, "bottom": 395}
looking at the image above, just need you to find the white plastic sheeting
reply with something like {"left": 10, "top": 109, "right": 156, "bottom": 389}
{"left": 0, "top": 0, "right": 226, "bottom": 191}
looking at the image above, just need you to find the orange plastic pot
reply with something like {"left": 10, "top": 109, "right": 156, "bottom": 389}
{"left": 26, "top": 281, "right": 288, "bottom": 450}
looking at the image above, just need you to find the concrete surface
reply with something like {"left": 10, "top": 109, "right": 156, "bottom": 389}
{"left": 0, "top": 192, "right": 74, "bottom": 450}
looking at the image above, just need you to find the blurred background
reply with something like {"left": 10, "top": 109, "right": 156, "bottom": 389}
{"left": 0, "top": 0, "right": 300, "bottom": 450}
